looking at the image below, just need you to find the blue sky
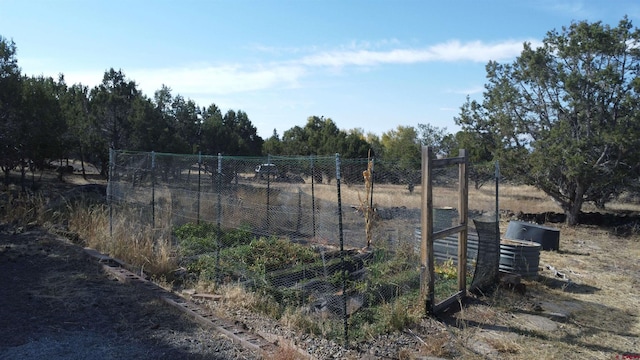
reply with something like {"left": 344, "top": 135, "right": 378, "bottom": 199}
{"left": 2, "top": 0, "right": 639, "bottom": 139}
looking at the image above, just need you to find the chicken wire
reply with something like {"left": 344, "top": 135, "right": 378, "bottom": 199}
{"left": 107, "top": 149, "right": 499, "bottom": 343}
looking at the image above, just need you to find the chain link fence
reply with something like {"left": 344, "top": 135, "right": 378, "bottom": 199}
{"left": 107, "top": 149, "right": 499, "bottom": 344}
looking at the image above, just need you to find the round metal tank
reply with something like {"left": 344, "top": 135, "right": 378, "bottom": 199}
{"left": 505, "top": 220, "right": 560, "bottom": 251}
{"left": 499, "top": 239, "right": 541, "bottom": 278}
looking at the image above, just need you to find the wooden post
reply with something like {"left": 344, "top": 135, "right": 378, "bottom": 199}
{"left": 457, "top": 149, "right": 469, "bottom": 292}
{"left": 420, "top": 146, "right": 435, "bottom": 314}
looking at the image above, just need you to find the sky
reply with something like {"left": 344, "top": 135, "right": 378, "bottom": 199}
{"left": 2, "top": 0, "right": 639, "bottom": 139}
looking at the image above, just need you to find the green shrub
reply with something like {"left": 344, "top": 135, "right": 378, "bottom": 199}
{"left": 174, "top": 223, "right": 256, "bottom": 258}
{"left": 186, "top": 254, "right": 218, "bottom": 280}
{"left": 221, "top": 236, "right": 317, "bottom": 274}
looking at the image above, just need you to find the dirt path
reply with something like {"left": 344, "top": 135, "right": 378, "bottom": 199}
{"left": 0, "top": 224, "right": 260, "bottom": 360}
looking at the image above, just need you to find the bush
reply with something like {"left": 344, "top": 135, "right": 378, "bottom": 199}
{"left": 174, "top": 223, "right": 255, "bottom": 257}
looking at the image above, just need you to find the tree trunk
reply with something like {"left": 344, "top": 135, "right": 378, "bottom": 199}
{"left": 2, "top": 167, "right": 9, "bottom": 186}
{"left": 79, "top": 145, "right": 87, "bottom": 180}
{"left": 565, "top": 184, "right": 585, "bottom": 226}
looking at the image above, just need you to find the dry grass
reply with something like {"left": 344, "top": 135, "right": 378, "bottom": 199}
{"left": 67, "top": 205, "right": 177, "bottom": 276}
{"left": 444, "top": 222, "right": 640, "bottom": 360}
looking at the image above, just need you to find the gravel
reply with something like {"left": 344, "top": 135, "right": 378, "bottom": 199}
{"left": 0, "top": 224, "right": 259, "bottom": 360}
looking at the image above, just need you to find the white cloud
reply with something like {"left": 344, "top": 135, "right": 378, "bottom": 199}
{"left": 22, "top": 39, "right": 538, "bottom": 103}
{"left": 129, "top": 64, "right": 306, "bottom": 97}
{"left": 298, "top": 39, "right": 539, "bottom": 68}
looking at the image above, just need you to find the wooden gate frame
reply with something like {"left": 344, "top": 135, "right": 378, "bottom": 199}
{"left": 420, "top": 147, "right": 469, "bottom": 314}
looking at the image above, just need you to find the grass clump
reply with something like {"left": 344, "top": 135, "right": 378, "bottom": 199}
{"left": 220, "top": 236, "right": 318, "bottom": 274}
{"left": 174, "top": 222, "right": 255, "bottom": 257}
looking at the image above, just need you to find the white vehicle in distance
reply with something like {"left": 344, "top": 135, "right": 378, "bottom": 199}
{"left": 255, "top": 163, "right": 278, "bottom": 179}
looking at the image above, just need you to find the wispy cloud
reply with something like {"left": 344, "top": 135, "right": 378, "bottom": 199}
{"left": 298, "top": 39, "right": 538, "bottom": 67}
{"left": 130, "top": 64, "right": 306, "bottom": 95}
{"left": 449, "top": 85, "right": 485, "bottom": 95}
{"left": 26, "top": 39, "right": 537, "bottom": 100}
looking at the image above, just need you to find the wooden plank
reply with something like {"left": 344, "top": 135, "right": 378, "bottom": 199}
{"left": 432, "top": 156, "right": 466, "bottom": 167}
{"left": 433, "top": 290, "right": 465, "bottom": 314}
{"left": 161, "top": 296, "right": 265, "bottom": 352}
{"left": 433, "top": 224, "right": 467, "bottom": 240}
{"left": 192, "top": 293, "right": 222, "bottom": 301}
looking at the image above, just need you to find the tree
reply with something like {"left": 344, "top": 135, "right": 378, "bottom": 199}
{"left": 281, "top": 116, "right": 337, "bottom": 155}
{"left": 380, "top": 125, "right": 421, "bottom": 187}
{"left": 171, "top": 94, "right": 201, "bottom": 154}
{"left": 417, "top": 123, "right": 448, "bottom": 156}
{"left": 262, "top": 129, "right": 283, "bottom": 155}
{"left": 90, "top": 69, "right": 139, "bottom": 149}
{"left": 339, "top": 128, "right": 370, "bottom": 158}
{"left": 0, "top": 35, "right": 22, "bottom": 184}
{"left": 20, "top": 75, "right": 67, "bottom": 186}
{"left": 380, "top": 125, "right": 420, "bottom": 170}
{"left": 89, "top": 69, "right": 140, "bottom": 175}
{"left": 58, "top": 79, "right": 95, "bottom": 178}
{"left": 222, "top": 109, "right": 263, "bottom": 155}
{"left": 456, "top": 17, "right": 640, "bottom": 225}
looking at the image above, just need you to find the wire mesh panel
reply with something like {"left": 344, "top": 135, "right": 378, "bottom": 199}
{"left": 108, "top": 150, "right": 499, "bottom": 344}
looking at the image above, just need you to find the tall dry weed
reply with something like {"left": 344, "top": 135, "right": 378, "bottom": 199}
{"left": 68, "top": 204, "right": 177, "bottom": 276}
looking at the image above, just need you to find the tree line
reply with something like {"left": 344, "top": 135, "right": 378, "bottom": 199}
{"left": 2, "top": 16, "right": 640, "bottom": 225}
{"left": 0, "top": 35, "right": 450, "bottom": 185}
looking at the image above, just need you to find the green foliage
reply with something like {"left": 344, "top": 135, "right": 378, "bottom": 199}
{"left": 201, "top": 108, "right": 263, "bottom": 156}
{"left": 175, "top": 223, "right": 320, "bottom": 285}
{"left": 186, "top": 254, "right": 218, "bottom": 280}
{"left": 348, "top": 291, "right": 422, "bottom": 341}
{"left": 220, "top": 236, "right": 317, "bottom": 274}
{"left": 278, "top": 116, "right": 369, "bottom": 157}
{"left": 381, "top": 125, "right": 421, "bottom": 170}
{"left": 174, "top": 223, "right": 255, "bottom": 257}
{"left": 174, "top": 223, "right": 218, "bottom": 257}
{"left": 435, "top": 258, "right": 457, "bottom": 280}
{"left": 455, "top": 17, "right": 640, "bottom": 224}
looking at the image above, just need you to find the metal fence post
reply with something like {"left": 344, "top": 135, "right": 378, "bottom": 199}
{"left": 151, "top": 151, "right": 156, "bottom": 229}
{"left": 197, "top": 152, "right": 202, "bottom": 224}
{"left": 266, "top": 154, "right": 271, "bottom": 231}
{"left": 217, "top": 153, "right": 222, "bottom": 228}
{"left": 216, "top": 153, "right": 222, "bottom": 277}
{"left": 335, "top": 153, "right": 348, "bottom": 346}
{"left": 495, "top": 160, "right": 500, "bottom": 243}
{"left": 310, "top": 155, "right": 316, "bottom": 238}
{"left": 108, "top": 148, "right": 114, "bottom": 238}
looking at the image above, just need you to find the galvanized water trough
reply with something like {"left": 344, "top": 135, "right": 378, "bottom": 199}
{"left": 499, "top": 239, "right": 541, "bottom": 278}
{"left": 505, "top": 220, "right": 560, "bottom": 251}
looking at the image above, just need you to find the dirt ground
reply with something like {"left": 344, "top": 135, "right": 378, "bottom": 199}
{"left": 0, "top": 223, "right": 260, "bottom": 360}
{"left": 441, "top": 221, "right": 640, "bottom": 359}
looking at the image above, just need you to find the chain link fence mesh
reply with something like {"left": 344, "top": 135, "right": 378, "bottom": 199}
{"left": 108, "top": 150, "right": 498, "bottom": 343}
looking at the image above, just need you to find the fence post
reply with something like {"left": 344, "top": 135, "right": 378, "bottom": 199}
{"left": 108, "top": 148, "right": 114, "bottom": 238}
{"left": 457, "top": 149, "right": 468, "bottom": 292}
{"left": 335, "top": 153, "right": 348, "bottom": 346}
{"left": 420, "top": 146, "right": 434, "bottom": 314}
{"left": 197, "top": 152, "right": 202, "bottom": 224}
{"left": 216, "top": 153, "right": 222, "bottom": 277}
{"left": 266, "top": 154, "right": 271, "bottom": 231}
{"left": 369, "top": 158, "right": 375, "bottom": 223}
{"left": 151, "top": 151, "right": 156, "bottom": 230}
{"left": 310, "top": 155, "right": 316, "bottom": 238}
{"left": 495, "top": 160, "right": 500, "bottom": 249}
{"left": 217, "top": 153, "right": 222, "bottom": 228}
